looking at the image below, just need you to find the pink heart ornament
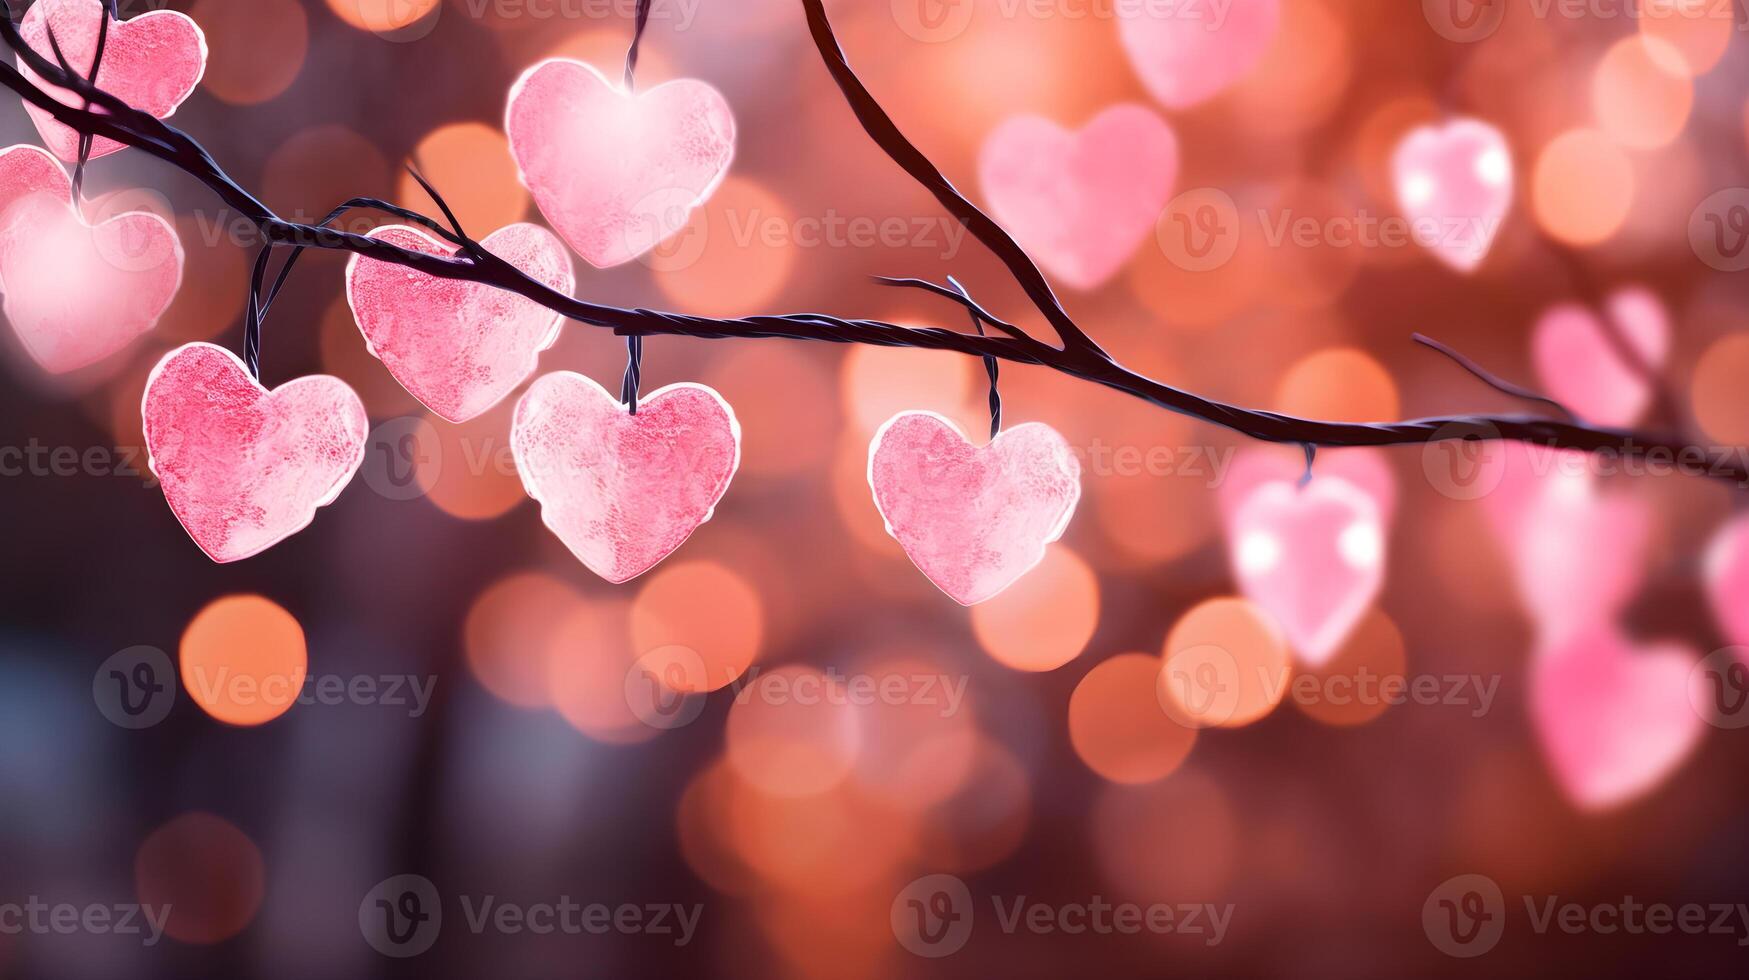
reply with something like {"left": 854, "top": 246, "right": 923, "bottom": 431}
{"left": 1116, "top": 0, "right": 1280, "bottom": 109}
{"left": 1531, "top": 626, "right": 1705, "bottom": 811}
{"left": 1705, "top": 514, "right": 1749, "bottom": 650}
{"left": 1224, "top": 473, "right": 1388, "bottom": 666}
{"left": 142, "top": 343, "right": 368, "bottom": 563}
{"left": 977, "top": 105, "right": 1178, "bottom": 291}
{"left": 1531, "top": 287, "right": 1669, "bottom": 428}
{"left": 17, "top": 0, "right": 207, "bottom": 162}
{"left": 867, "top": 412, "right": 1082, "bottom": 606}
{"left": 0, "top": 145, "right": 182, "bottom": 374}
{"left": 511, "top": 372, "right": 741, "bottom": 583}
{"left": 345, "top": 223, "right": 575, "bottom": 422}
{"left": 1391, "top": 118, "right": 1513, "bottom": 273}
{"left": 506, "top": 59, "right": 735, "bottom": 269}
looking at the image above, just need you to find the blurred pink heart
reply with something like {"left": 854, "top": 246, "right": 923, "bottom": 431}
{"left": 1224, "top": 472, "right": 1389, "bottom": 666}
{"left": 868, "top": 412, "right": 1081, "bottom": 606}
{"left": 346, "top": 223, "right": 575, "bottom": 423}
{"left": 506, "top": 59, "right": 735, "bottom": 269}
{"left": 1705, "top": 514, "right": 1749, "bottom": 649}
{"left": 143, "top": 343, "right": 368, "bottom": 563}
{"left": 0, "top": 147, "right": 182, "bottom": 373}
{"left": 1116, "top": 0, "right": 1279, "bottom": 109}
{"left": 512, "top": 372, "right": 741, "bottom": 583}
{"left": 1531, "top": 287, "right": 1669, "bottom": 428}
{"left": 1391, "top": 118, "right": 1513, "bottom": 273}
{"left": 17, "top": 0, "right": 207, "bottom": 162}
{"left": 1531, "top": 626, "right": 1704, "bottom": 811}
{"left": 977, "top": 105, "right": 1178, "bottom": 291}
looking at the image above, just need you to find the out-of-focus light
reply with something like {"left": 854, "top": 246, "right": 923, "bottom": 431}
{"left": 262, "top": 125, "right": 390, "bottom": 221}
{"left": 840, "top": 341, "right": 978, "bottom": 435}
{"left": 701, "top": 343, "right": 838, "bottom": 478}
{"left": 1091, "top": 771, "right": 1237, "bottom": 900}
{"left": 464, "top": 570, "right": 582, "bottom": 709}
{"left": 396, "top": 123, "right": 530, "bottom": 234}
{"left": 546, "top": 598, "right": 660, "bottom": 744}
{"left": 970, "top": 546, "right": 1099, "bottom": 672}
{"left": 324, "top": 0, "right": 438, "bottom": 34}
{"left": 676, "top": 761, "right": 761, "bottom": 896}
{"left": 848, "top": 651, "right": 979, "bottom": 811}
{"left": 1533, "top": 129, "right": 1635, "bottom": 246}
{"left": 535, "top": 33, "right": 675, "bottom": 84}
{"left": 1069, "top": 652, "right": 1198, "bottom": 784}
{"left": 630, "top": 560, "right": 763, "bottom": 691}
{"left": 161, "top": 214, "right": 246, "bottom": 345}
{"left": 1230, "top": 0, "right": 1352, "bottom": 138}
{"left": 180, "top": 595, "right": 307, "bottom": 726}
{"left": 1690, "top": 333, "right": 1749, "bottom": 446}
{"left": 193, "top": 0, "right": 306, "bottom": 105}
{"left": 318, "top": 298, "right": 423, "bottom": 419}
{"left": 915, "top": 733, "right": 1032, "bottom": 873}
{"left": 134, "top": 812, "right": 265, "bottom": 944}
{"left": 1639, "top": 0, "right": 1734, "bottom": 75}
{"left": 1160, "top": 596, "right": 1290, "bottom": 728}
{"left": 727, "top": 778, "right": 914, "bottom": 897}
{"left": 725, "top": 665, "right": 862, "bottom": 797}
{"left": 1592, "top": 36, "right": 1693, "bottom": 150}
{"left": 653, "top": 176, "right": 796, "bottom": 318}
{"left": 1291, "top": 609, "right": 1406, "bottom": 727}
{"left": 1275, "top": 347, "right": 1400, "bottom": 423}
{"left": 414, "top": 400, "right": 526, "bottom": 521}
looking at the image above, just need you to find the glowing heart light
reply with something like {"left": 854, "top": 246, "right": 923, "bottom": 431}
{"left": 1705, "top": 514, "right": 1749, "bottom": 649}
{"left": 867, "top": 412, "right": 1081, "bottom": 606}
{"left": 17, "top": 0, "right": 208, "bottom": 162}
{"left": 1116, "top": 0, "right": 1279, "bottom": 109}
{"left": 977, "top": 105, "right": 1179, "bottom": 291}
{"left": 1391, "top": 118, "right": 1513, "bottom": 273}
{"left": 142, "top": 343, "right": 368, "bottom": 563}
{"left": 506, "top": 59, "right": 735, "bottom": 269}
{"left": 345, "top": 223, "right": 575, "bottom": 423}
{"left": 0, "top": 145, "right": 182, "bottom": 374}
{"left": 1531, "top": 626, "right": 1704, "bottom": 811}
{"left": 1219, "top": 450, "right": 1395, "bottom": 665}
{"left": 512, "top": 372, "right": 741, "bottom": 583}
{"left": 1531, "top": 287, "right": 1669, "bottom": 428}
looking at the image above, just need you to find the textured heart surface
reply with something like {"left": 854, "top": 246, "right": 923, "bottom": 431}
{"left": 1391, "top": 118, "right": 1513, "bottom": 273}
{"left": 1116, "top": 0, "right": 1279, "bottom": 109}
{"left": 512, "top": 372, "right": 741, "bottom": 583}
{"left": 143, "top": 343, "right": 368, "bottom": 563}
{"left": 345, "top": 223, "right": 574, "bottom": 422}
{"left": 1532, "top": 286, "right": 1669, "bottom": 428}
{"left": 506, "top": 59, "right": 735, "bottom": 269}
{"left": 1532, "top": 626, "right": 1704, "bottom": 811}
{"left": 868, "top": 412, "right": 1081, "bottom": 606}
{"left": 1224, "top": 474, "right": 1388, "bottom": 666}
{"left": 1706, "top": 514, "right": 1749, "bottom": 649}
{"left": 0, "top": 145, "right": 182, "bottom": 373}
{"left": 978, "top": 104, "right": 1178, "bottom": 291}
{"left": 18, "top": 0, "right": 207, "bottom": 162}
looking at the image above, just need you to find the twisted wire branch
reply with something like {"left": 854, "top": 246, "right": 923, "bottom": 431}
{"left": 0, "top": 2, "right": 1739, "bottom": 485}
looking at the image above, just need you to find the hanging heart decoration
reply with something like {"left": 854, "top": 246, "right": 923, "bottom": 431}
{"left": 1531, "top": 286, "right": 1670, "bottom": 428}
{"left": 142, "top": 343, "right": 368, "bottom": 563}
{"left": 1391, "top": 118, "right": 1513, "bottom": 273}
{"left": 505, "top": 58, "right": 735, "bottom": 269}
{"left": 867, "top": 411, "right": 1081, "bottom": 606}
{"left": 1115, "top": 0, "right": 1280, "bottom": 110}
{"left": 17, "top": 0, "right": 208, "bottom": 162}
{"left": 345, "top": 222, "right": 575, "bottom": 423}
{"left": 511, "top": 371, "right": 741, "bottom": 583}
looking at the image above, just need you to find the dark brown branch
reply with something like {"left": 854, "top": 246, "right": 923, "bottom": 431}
{"left": 0, "top": 5, "right": 1741, "bottom": 485}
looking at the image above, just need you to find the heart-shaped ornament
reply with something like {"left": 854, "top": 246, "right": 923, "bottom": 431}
{"left": 1531, "top": 626, "right": 1705, "bottom": 811}
{"left": 1705, "top": 514, "right": 1749, "bottom": 649}
{"left": 1223, "top": 472, "right": 1389, "bottom": 666}
{"left": 142, "top": 343, "right": 368, "bottom": 563}
{"left": 345, "top": 223, "right": 575, "bottom": 423}
{"left": 0, "top": 145, "right": 182, "bottom": 374}
{"left": 511, "top": 372, "right": 741, "bottom": 583}
{"left": 1116, "top": 0, "right": 1280, "bottom": 109}
{"left": 978, "top": 104, "right": 1179, "bottom": 291}
{"left": 17, "top": 0, "right": 208, "bottom": 162}
{"left": 506, "top": 59, "right": 735, "bottom": 269}
{"left": 867, "top": 412, "right": 1082, "bottom": 606}
{"left": 1391, "top": 118, "right": 1513, "bottom": 273}
{"left": 1531, "top": 287, "right": 1669, "bottom": 428}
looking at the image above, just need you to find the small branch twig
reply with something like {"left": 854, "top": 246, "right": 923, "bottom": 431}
{"left": 0, "top": 3, "right": 1740, "bottom": 484}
